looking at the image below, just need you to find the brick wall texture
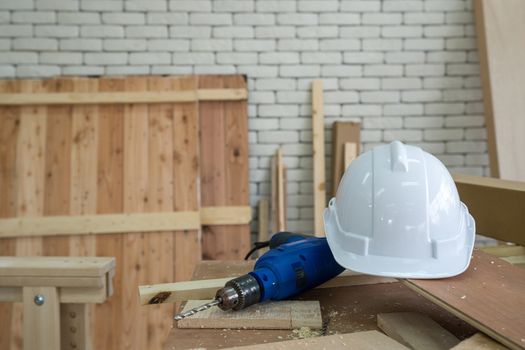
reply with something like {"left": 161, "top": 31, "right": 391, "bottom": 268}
{"left": 0, "top": 0, "right": 489, "bottom": 234}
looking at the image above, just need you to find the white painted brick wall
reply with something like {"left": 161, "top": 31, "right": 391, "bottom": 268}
{"left": 0, "top": 0, "right": 489, "bottom": 235}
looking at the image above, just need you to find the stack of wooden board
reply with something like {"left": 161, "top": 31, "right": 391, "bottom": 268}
{"left": 0, "top": 75, "right": 250, "bottom": 350}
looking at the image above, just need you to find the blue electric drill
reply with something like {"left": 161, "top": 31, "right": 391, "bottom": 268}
{"left": 174, "top": 232, "right": 344, "bottom": 320}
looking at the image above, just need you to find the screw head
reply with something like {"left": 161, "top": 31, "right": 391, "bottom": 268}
{"left": 34, "top": 294, "right": 45, "bottom": 306}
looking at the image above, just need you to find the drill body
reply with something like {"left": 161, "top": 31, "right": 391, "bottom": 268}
{"left": 215, "top": 232, "right": 345, "bottom": 311}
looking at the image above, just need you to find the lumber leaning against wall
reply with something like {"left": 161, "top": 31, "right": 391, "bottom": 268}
{"left": 474, "top": 0, "right": 525, "bottom": 181}
{"left": 0, "top": 75, "right": 249, "bottom": 350}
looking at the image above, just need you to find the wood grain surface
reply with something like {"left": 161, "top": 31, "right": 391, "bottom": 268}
{"left": 405, "top": 250, "right": 525, "bottom": 350}
{"left": 165, "top": 261, "right": 477, "bottom": 350}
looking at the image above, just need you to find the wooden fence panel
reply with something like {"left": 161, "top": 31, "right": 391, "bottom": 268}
{"left": 0, "top": 75, "right": 249, "bottom": 349}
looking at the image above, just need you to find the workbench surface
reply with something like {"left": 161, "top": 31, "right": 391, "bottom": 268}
{"left": 164, "top": 261, "right": 476, "bottom": 350}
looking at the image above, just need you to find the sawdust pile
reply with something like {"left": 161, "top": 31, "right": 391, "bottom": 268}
{"left": 290, "top": 327, "right": 321, "bottom": 340}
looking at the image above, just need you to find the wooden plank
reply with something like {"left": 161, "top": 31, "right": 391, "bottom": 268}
{"left": 0, "top": 79, "right": 21, "bottom": 350}
{"left": 22, "top": 286, "right": 60, "bottom": 350}
{"left": 404, "top": 250, "right": 525, "bottom": 350}
{"left": 200, "top": 75, "right": 250, "bottom": 260}
{"left": 42, "top": 77, "right": 73, "bottom": 258}
{"left": 0, "top": 257, "right": 114, "bottom": 277}
{"left": 331, "top": 121, "right": 360, "bottom": 196}
{"left": 343, "top": 142, "right": 357, "bottom": 170}
{"left": 139, "top": 277, "right": 231, "bottom": 305}
{"left": 140, "top": 270, "right": 395, "bottom": 306}
{"left": 377, "top": 312, "right": 460, "bottom": 350}
{"left": 0, "top": 275, "right": 105, "bottom": 288}
{"left": 93, "top": 76, "right": 125, "bottom": 350}
{"left": 453, "top": 174, "right": 525, "bottom": 246}
{"left": 224, "top": 331, "right": 409, "bottom": 350}
{"left": 177, "top": 300, "right": 322, "bottom": 330}
{"left": 474, "top": 0, "right": 525, "bottom": 181}
{"left": 0, "top": 88, "right": 247, "bottom": 105}
{"left": 172, "top": 76, "right": 202, "bottom": 281}
{"left": 200, "top": 206, "right": 251, "bottom": 225}
{"left": 311, "top": 80, "right": 325, "bottom": 237}
{"left": 0, "top": 211, "right": 201, "bottom": 238}
{"left": 145, "top": 75, "right": 177, "bottom": 350}
{"left": 13, "top": 80, "right": 48, "bottom": 348}
{"left": 121, "top": 76, "right": 149, "bottom": 350}
{"left": 451, "top": 333, "right": 508, "bottom": 350}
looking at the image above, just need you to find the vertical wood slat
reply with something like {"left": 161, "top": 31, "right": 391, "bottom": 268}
{"left": 93, "top": 77, "right": 125, "bottom": 350}
{"left": 146, "top": 76, "right": 175, "bottom": 349}
{"left": 122, "top": 76, "right": 149, "bottom": 350}
{"left": 0, "top": 79, "right": 21, "bottom": 350}
{"left": 200, "top": 75, "right": 250, "bottom": 260}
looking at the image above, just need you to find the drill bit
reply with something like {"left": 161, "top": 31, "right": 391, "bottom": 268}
{"left": 174, "top": 298, "right": 221, "bottom": 321}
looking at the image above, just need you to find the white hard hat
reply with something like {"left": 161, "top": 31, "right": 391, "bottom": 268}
{"left": 324, "top": 141, "right": 475, "bottom": 279}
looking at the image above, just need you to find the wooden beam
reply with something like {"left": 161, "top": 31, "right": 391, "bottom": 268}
{"left": 377, "top": 312, "right": 460, "bottom": 350}
{"left": 311, "top": 80, "right": 326, "bottom": 237}
{"left": 139, "top": 270, "right": 396, "bottom": 306}
{"left": 61, "top": 304, "right": 89, "bottom": 350}
{"left": 223, "top": 330, "right": 409, "bottom": 350}
{"left": 0, "top": 256, "right": 115, "bottom": 277}
{"left": 200, "top": 206, "right": 252, "bottom": 226}
{"left": 0, "top": 206, "right": 251, "bottom": 239}
{"left": 450, "top": 333, "right": 507, "bottom": 350}
{"left": 404, "top": 250, "right": 525, "bottom": 350}
{"left": 177, "top": 300, "right": 322, "bottom": 330}
{"left": 139, "top": 277, "right": 231, "bottom": 305}
{"left": 23, "top": 286, "right": 60, "bottom": 350}
{"left": 0, "top": 88, "right": 247, "bottom": 106}
{"left": 454, "top": 174, "right": 525, "bottom": 246}
{"left": 0, "top": 211, "right": 201, "bottom": 238}
{"left": 331, "top": 122, "right": 360, "bottom": 196}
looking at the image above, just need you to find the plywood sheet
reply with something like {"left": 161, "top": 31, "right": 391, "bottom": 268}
{"left": 177, "top": 300, "right": 322, "bottom": 330}
{"left": 475, "top": 0, "right": 525, "bottom": 180}
{"left": 405, "top": 250, "right": 525, "bottom": 350}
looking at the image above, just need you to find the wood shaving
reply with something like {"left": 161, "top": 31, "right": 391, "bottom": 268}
{"left": 290, "top": 327, "right": 321, "bottom": 339}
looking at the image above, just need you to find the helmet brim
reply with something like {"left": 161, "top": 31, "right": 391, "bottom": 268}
{"left": 325, "top": 212, "right": 476, "bottom": 279}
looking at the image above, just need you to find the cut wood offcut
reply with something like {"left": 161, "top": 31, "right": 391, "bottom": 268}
{"left": 177, "top": 300, "right": 322, "bottom": 330}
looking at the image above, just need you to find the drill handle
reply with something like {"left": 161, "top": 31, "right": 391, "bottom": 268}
{"left": 268, "top": 231, "right": 312, "bottom": 249}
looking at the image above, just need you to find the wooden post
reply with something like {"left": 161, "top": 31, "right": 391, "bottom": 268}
{"left": 311, "top": 81, "right": 326, "bottom": 237}
{"left": 331, "top": 122, "right": 360, "bottom": 196}
{"left": 61, "top": 304, "right": 90, "bottom": 350}
{"left": 23, "top": 286, "right": 60, "bottom": 350}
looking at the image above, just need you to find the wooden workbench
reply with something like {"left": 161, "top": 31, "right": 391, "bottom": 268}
{"left": 164, "top": 261, "right": 477, "bottom": 350}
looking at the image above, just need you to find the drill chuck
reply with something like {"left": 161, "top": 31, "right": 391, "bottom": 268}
{"left": 215, "top": 274, "right": 261, "bottom": 311}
